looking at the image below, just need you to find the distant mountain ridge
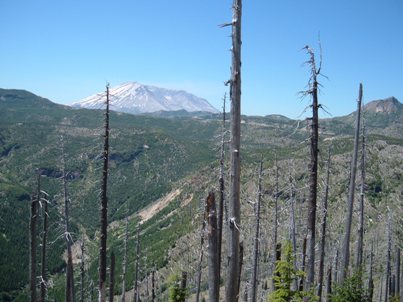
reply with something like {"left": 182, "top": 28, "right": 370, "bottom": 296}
{"left": 72, "top": 82, "right": 219, "bottom": 114}
{"left": 364, "top": 96, "right": 401, "bottom": 114}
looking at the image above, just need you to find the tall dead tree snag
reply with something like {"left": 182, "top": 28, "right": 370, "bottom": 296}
{"left": 61, "top": 136, "right": 74, "bottom": 302}
{"left": 340, "top": 83, "right": 363, "bottom": 282}
{"left": 99, "top": 84, "right": 110, "bottom": 302}
{"left": 224, "top": 0, "right": 242, "bottom": 300}
{"left": 109, "top": 252, "right": 115, "bottom": 302}
{"left": 250, "top": 159, "right": 264, "bottom": 302}
{"left": 40, "top": 190, "right": 50, "bottom": 302}
{"left": 317, "top": 147, "right": 332, "bottom": 302}
{"left": 206, "top": 192, "right": 219, "bottom": 302}
{"left": 356, "top": 120, "right": 366, "bottom": 269}
{"left": 301, "top": 45, "right": 320, "bottom": 291}
{"left": 121, "top": 205, "right": 129, "bottom": 302}
{"left": 134, "top": 224, "right": 141, "bottom": 302}
{"left": 30, "top": 172, "right": 41, "bottom": 302}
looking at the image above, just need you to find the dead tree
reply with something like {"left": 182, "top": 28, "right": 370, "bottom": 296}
{"left": 272, "top": 157, "right": 279, "bottom": 291}
{"left": 121, "top": 205, "right": 129, "bottom": 302}
{"left": 368, "top": 242, "right": 374, "bottom": 301}
{"left": 99, "top": 84, "right": 110, "bottom": 302}
{"left": 151, "top": 265, "right": 156, "bottom": 302}
{"left": 80, "top": 238, "right": 85, "bottom": 302}
{"left": 134, "top": 224, "right": 141, "bottom": 302}
{"left": 385, "top": 212, "right": 392, "bottom": 302}
{"left": 326, "top": 266, "right": 332, "bottom": 302}
{"left": 356, "top": 120, "right": 366, "bottom": 269}
{"left": 317, "top": 147, "right": 332, "bottom": 301}
{"left": 217, "top": 93, "right": 226, "bottom": 286}
{"left": 250, "top": 160, "right": 263, "bottom": 302}
{"left": 207, "top": 192, "right": 219, "bottom": 302}
{"left": 40, "top": 190, "right": 50, "bottom": 302}
{"left": 30, "top": 172, "right": 41, "bottom": 302}
{"left": 109, "top": 252, "right": 115, "bottom": 302}
{"left": 288, "top": 161, "right": 298, "bottom": 291}
{"left": 299, "top": 237, "right": 307, "bottom": 291}
{"left": 396, "top": 247, "right": 400, "bottom": 300}
{"left": 196, "top": 205, "right": 207, "bottom": 302}
{"left": 61, "top": 136, "right": 74, "bottom": 302}
{"left": 301, "top": 45, "right": 321, "bottom": 290}
{"left": 222, "top": 0, "right": 242, "bottom": 300}
{"left": 340, "top": 83, "right": 363, "bottom": 282}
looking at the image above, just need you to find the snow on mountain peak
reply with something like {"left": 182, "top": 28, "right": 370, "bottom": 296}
{"left": 72, "top": 82, "right": 219, "bottom": 114}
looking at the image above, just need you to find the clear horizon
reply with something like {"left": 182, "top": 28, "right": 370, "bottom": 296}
{"left": 1, "top": 0, "right": 402, "bottom": 119}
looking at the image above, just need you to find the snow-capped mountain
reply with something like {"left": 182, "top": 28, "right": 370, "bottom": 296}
{"left": 72, "top": 82, "right": 219, "bottom": 114}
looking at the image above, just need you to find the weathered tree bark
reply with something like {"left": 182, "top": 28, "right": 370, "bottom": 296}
{"left": 368, "top": 242, "right": 374, "bottom": 301}
{"left": 250, "top": 160, "right": 263, "bottom": 302}
{"left": 326, "top": 266, "right": 332, "bottom": 302}
{"left": 385, "top": 212, "right": 392, "bottom": 302}
{"left": 356, "top": 121, "right": 366, "bottom": 269}
{"left": 317, "top": 147, "right": 331, "bottom": 301}
{"left": 30, "top": 172, "right": 40, "bottom": 302}
{"left": 396, "top": 247, "right": 400, "bottom": 300}
{"left": 151, "top": 265, "right": 156, "bottom": 302}
{"left": 196, "top": 206, "right": 207, "bottom": 302}
{"left": 61, "top": 136, "right": 75, "bottom": 302}
{"left": 206, "top": 192, "right": 219, "bottom": 302}
{"left": 80, "top": 238, "right": 85, "bottom": 302}
{"left": 134, "top": 225, "right": 141, "bottom": 302}
{"left": 299, "top": 237, "right": 307, "bottom": 291}
{"left": 303, "top": 45, "right": 320, "bottom": 291}
{"left": 40, "top": 190, "right": 49, "bottom": 302}
{"left": 109, "top": 252, "right": 115, "bottom": 302}
{"left": 272, "top": 157, "right": 279, "bottom": 291}
{"left": 274, "top": 243, "right": 282, "bottom": 291}
{"left": 288, "top": 162, "right": 298, "bottom": 291}
{"left": 217, "top": 94, "right": 226, "bottom": 288}
{"left": 237, "top": 241, "right": 244, "bottom": 301}
{"left": 121, "top": 206, "right": 129, "bottom": 302}
{"left": 225, "top": 1, "right": 242, "bottom": 300}
{"left": 333, "top": 249, "right": 339, "bottom": 285}
{"left": 99, "top": 84, "right": 110, "bottom": 302}
{"left": 340, "top": 83, "right": 362, "bottom": 282}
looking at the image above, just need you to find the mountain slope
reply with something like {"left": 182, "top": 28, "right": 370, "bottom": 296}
{"left": 72, "top": 82, "right": 219, "bottom": 114}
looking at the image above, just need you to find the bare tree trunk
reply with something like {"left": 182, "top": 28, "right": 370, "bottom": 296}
{"left": 207, "top": 192, "right": 219, "bottom": 302}
{"left": 368, "top": 242, "right": 374, "bottom": 301}
{"left": 237, "top": 241, "right": 244, "bottom": 301}
{"left": 326, "top": 266, "right": 332, "bottom": 302}
{"left": 272, "top": 157, "right": 279, "bottom": 291}
{"left": 333, "top": 249, "right": 339, "bottom": 285}
{"left": 134, "top": 225, "right": 140, "bottom": 302}
{"left": 80, "top": 238, "right": 85, "bottom": 302}
{"left": 109, "top": 252, "right": 115, "bottom": 302}
{"left": 61, "top": 136, "right": 75, "bottom": 302}
{"left": 396, "top": 247, "right": 401, "bottom": 300}
{"left": 288, "top": 162, "right": 298, "bottom": 291}
{"left": 151, "top": 266, "right": 156, "bottom": 302}
{"left": 225, "top": 1, "right": 242, "bottom": 300}
{"left": 274, "top": 243, "right": 282, "bottom": 291}
{"left": 340, "top": 83, "right": 363, "bottom": 282}
{"left": 318, "top": 147, "right": 331, "bottom": 301}
{"left": 217, "top": 94, "right": 226, "bottom": 287}
{"left": 196, "top": 206, "right": 207, "bottom": 302}
{"left": 299, "top": 237, "right": 307, "bottom": 291}
{"left": 250, "top": 160, "right": 263, "bottom": 302}
{"left": 356, "top": 121, "right": 366, "bottom": 269}
{"left": 303, "top": 45, "right": 320, "bottom": 291}
{"left": 30, "top": 172, "right": 40, "bottom": 302}
{"left": 121, "top": 206, "right": 129, "bottom": 302}
{"left": 40, "top": 190, "right": 49, "bottom": 302}
{"left": 99, "top": 84, "right": 110, "bottom": 302}
{"left": 385, "top": 212, "right": 392, "bottom": 302}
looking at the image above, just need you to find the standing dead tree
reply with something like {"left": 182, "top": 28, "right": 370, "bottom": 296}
{"left": 206, "top": 192, "right": 219, "bottom": 302}
{"left": 340, "top": 83, "right": 363, "bottom": 282}
{"left": 317, "top": 146, "right": 331, "bottom": 302}
{"left": 30, "top": 172, "right": 41, "bottom": 302}
{"left": 195, "top": 204, "right": 207, "bottom": 302}
{"left": 99, "top": 84, "right": 110, "bottom": 302}
{"left": 109, "top": 252, "right": 115, "bottom": 302}
{"left": 39, "top": 189, "right": 50, "bottom": 302}
{"left": 272, "top": 156, "right": 280, "bottom": 291}
{"left": 80, "top": 238, "right": 85, "bottom": 302}
{"left": 134, "top": 224, "right": 141, "bottom": 302}
{"left": 356, "top": 119, "right": 366, "bottom": 269}
{"left": 61, "top": 136, "right": 74, "bottom": 302}
{"left": 217, "top": 93, "right": 226, "bottom": 286}
{"left": 301, "top": 45, "right": 321, "bottom": 291}
{"left": 250, "top": 159, "right": 264, "bottom": 302}
{"left": 121, "top": 205, "right": 129, "bottom": 302}
{"left": 222, "top": 0, "right": 242, "bottom": 300}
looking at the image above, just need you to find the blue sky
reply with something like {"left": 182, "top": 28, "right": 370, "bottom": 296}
{"left": 1, "top": 0, "right": 402, "bottom": 117}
